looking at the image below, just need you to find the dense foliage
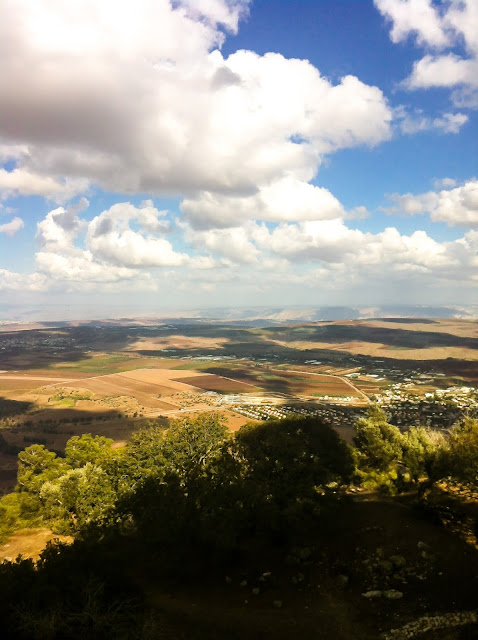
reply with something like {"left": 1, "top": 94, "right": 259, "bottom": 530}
{"left": 0, "top": 410, "right": 477, "bottom": 637}
{"left": 354, "top": 406, "right": 477, "bottom": 491}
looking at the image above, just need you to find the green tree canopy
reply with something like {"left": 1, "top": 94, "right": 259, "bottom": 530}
{"left": 236, "top": 415, "right": 354, "bottom": 509}
{"left": 119, "top": 413, "right": 239, "bottom": 559}
{"left": 401, "top": 426, "right": 443, "bottom": 482}
{"left": 41, "top": 463, "right": 118, "bottom": 533}
{"left": 64, "top": 434, "right": 114, "bottom": 469}
{"left": 160, "top": 413, "right": 231, "bottom": 481}
{"left": 17, "top": 445, "right": 70, "bottom": 495}
{"left": 444, "top": 418, "right": 478, "bottom": 486}
{"left": 354, "top": 406, "right": 404, "bottom": 472}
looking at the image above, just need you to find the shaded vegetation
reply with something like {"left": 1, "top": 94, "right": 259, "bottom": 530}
{"left": 379, "top": 317, "right": 438, "bottom": 324}
{"left": 353, "top": 407, "right": 478, "bottom": 493}
{"left": 0, "top": 408, "right": 477, "bottom": 638}
{"left": 0, "top": 398, "right": 33, "bottom": 419}
{"left": 261, "top": 323, "right": 478, "bottom": 350}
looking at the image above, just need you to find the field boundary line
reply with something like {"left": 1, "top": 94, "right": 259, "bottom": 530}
{"left": 269, "top": 368, "right": 371, "bottom": 404}
{"left": 208, "top": 374, "right": 258, "bottom": 389}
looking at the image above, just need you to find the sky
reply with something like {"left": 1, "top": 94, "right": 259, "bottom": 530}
{"left": 0, "top": 0, "right": 477, "bottom": 319}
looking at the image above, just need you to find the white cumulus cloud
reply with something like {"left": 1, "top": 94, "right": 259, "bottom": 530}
{"left": 181, "top": 177, "right": 345, "bottom": 229}
{"left": 0, "top": 0, "right": 392, "bottom": 201}
{"left": 183, "top": 224, "right": 261, "bottom": 264}
{"left": 35, "top": 251, "right": 140, "bottom": 283}
{"left": 0, "top": 168, "right": 89, "bottom": 203}
{"left": 32, "top": 199, "right": 191, "bottom": 289}
{"left": 376, "top": 0, "right": 478, "bottom": 108}
{"left": 395, "top": 107, "right": 468, "bottom": 134}
{"left": 87, "top": 202, "right": 187, "bottom": 267}
{"left": 0, "top": 269, "right": 47, "bottom": 292}
{"left": 375, "top": 0, "right": 450, "bottom": 48}
{"left": 385, "top": 179, "right": 478, "bottom": 227}
{"left": 0, "top": 216, "right": 24, "bottom": 236}
{"left": 36, "top": 199, "right": 89, "bottom": 253}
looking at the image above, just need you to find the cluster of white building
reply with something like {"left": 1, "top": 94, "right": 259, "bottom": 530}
{"left": 375, "top": 383, "right": 476, "bottom": 408}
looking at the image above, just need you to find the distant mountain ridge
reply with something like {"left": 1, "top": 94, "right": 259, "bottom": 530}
{"left": 1, "top": 303, "right": 477, "bottom": 326}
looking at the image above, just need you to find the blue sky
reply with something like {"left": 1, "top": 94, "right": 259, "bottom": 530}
{"left": 0, "top": 0, "right": 477, "bottom": 319}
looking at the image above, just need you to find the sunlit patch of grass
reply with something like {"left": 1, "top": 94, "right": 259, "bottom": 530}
{"left": 48, "top": 389, "right": 93, "bottom": 407}
{"left": 53, "top": 354, "right": 138, "bottom": 374}
{"left": 54, "top": 398, "right": 75, "bottom": 408}
{"left": 310, "top": 392, "right": 349, "bottom": 398}
{"left": 172, "top": 360, "right": 218, "bottom": 370}
{"left": 385, "top": 345, "right": 414, "bottom": 351}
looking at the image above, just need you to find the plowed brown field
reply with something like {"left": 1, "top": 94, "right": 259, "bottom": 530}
{"left": 261, "top": 370, "right": 363, "bottom": 398}
{"left": 0, "top": 379, "right": 51, "bottom": 391}
{"left": 60, "top": 375, "right": 177, "bottom": 410}
{"left": 118, "top": 368, "right": 206, "bottom": 388}
{"left": 127, "top": 335, "right": 228, "bottom": 351}
{"left": 174, "top": 374, "right": 257, "bottom": 393}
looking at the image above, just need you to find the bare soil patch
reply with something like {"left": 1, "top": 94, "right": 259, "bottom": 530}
{"left": 119, "top": 368, "right": 205, "bottom": 382}
{"left": 127, "top": 335, "right": 228, "bottom": 352}
{"left": 201, "top": 366, "right": 361, "bottom": 398}
{"left": 176, "top": 374, "right": 256, "bottom": 393}
{"left": 202, "top": 366, "right": 261, "bottom": 384}
{"left": 216, "top": 409, "right": 257, "bottom": 431}
{"left": 60, "top": 376, "right": 177, "bottom": 410}
{"left": 118, "top": 369, "right": 210, "bottom": 396}
{"left": 0, "top": 379, "right": 48, "bottom": 392}
{"left": 29, "top": 368, "right": 97, "bottom": 379}
{"left": 361, "top": 318, "right": 478, "bottom": 339}
{"left": 265, "top": 370, "right": 362, "bottom": 398}
{"left": 274, "top": 339, "right": 478, "bottom": 361}
{"left": 0, "top": 528, "right": 72, "bottom": 562}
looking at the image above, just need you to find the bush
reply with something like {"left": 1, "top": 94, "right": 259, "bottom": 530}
{"left": 443, "top": 418, "right": 478, "bottom": 486}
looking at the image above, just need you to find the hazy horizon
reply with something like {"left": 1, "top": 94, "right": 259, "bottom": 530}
{"left": 1, "top": 302, "right": 478, "bottom": 324}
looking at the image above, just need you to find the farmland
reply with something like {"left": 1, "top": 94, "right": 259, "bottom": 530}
{"left": 259, "top": 318, "right": 478, "bottom": 363}
{"left": 0, "top": 316, "right": 478, "bottom": 640}
{"left": 0, "top": 360, "right": 366, "bottom": 492}
{"left": 0, "top": 317, "right": 477, "bottom": 493}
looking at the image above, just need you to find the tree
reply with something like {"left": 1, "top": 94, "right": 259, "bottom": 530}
{"left": 123, "top": 413, "right": 231, "bottom": 485}
{"left": 401, "top": 426, "right": 443, "bottom": 483}
{"left": 444, "top": 418, "right": 478, "bottom": 486}
{"left": 236, "top": 418, "right": 353, "bottom": 511}
{"left": 65, "top": 434, "right": 114, "bottom": 469}
{"left": 124, "top": 424, "right": 167, "bottom": 484}
{"left": 160, "top": 413, "right": 230, "bottom": 482}
{"left": 119, "top": 413, "right": 240, "bottom": 563}
{"left": 17, "top": 445, "right": 70, "bottom": 495}
{"left": 354, "top": 406, "right": 404, "bottom": 472}
{"left": 41, "top": 464, "right": 118, "bottom": 533}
